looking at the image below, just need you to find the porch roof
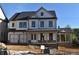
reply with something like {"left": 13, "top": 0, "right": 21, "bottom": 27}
{"left": 8, "top": 28, "right": 57, "bottom": 32}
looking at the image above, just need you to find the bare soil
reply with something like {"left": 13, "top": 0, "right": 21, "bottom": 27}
{"left": 58, "top": 46, "right": 79, "bottom": 53}
{"left": 6, "top": 45, "right": 41, "bottom": 53}
{"left": 6, "top": 45, "right": 79, "bottom": 54}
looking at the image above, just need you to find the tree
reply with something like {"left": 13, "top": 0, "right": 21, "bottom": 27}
{"left": 58, "top": 26, "right": 60, "bottom": 29}
{"left": 65, "top": 25, "right": 71, "bottom": 29}
{"left": 64, "top": 25, "right": 71, "bottom": 41}
{"left": 72, "top": 34, "right": 77, "bottom": 41}
{"left": 73, "top": 29, "right": 79, "bottom": 40}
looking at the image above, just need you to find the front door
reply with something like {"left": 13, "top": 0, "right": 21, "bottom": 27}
{"left": 40, "top": 33, "right": 44, "bottom": 42}
{"left": 49, "top": 33, "right": 53, "bottom": 41}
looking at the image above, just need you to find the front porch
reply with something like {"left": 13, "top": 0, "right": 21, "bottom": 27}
{"left": 8, "top": 31, "right": 57, "bottom": 45}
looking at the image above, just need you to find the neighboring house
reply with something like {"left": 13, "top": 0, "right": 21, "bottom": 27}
{"left": 57, "top": 28, "right": 73, "bottom": 45}
{"left": 8, "top": 7, "right": 57, "bottom": 47}
{"left": 0, "top": 6, "right": 8, "bottom": 43}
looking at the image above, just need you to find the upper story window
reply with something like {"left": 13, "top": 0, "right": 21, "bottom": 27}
{"left": 32, "top": 21, "right": 35, "bottom": 27}
{"left": 19, "top": 22, "right": 27, "bottom": 28}
{"left": 40, "top": 21, "right": 44, "bottom": 27}
{"left": 49, "top": 21, "right": 53, "bottom": 27}
{"left": 41, "top": 12, "right": 44, "bottom": 16}
{"left": 12, "top": 23, "right": 14, "bottom": 27}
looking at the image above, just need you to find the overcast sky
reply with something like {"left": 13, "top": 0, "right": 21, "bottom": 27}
{"left": 1, "top": 3, "right": 79, "bottom": 28}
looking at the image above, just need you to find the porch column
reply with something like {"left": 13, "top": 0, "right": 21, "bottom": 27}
{"left": 38, "top": 33, "right": 40, "bottom": 40}
{"left": 18, "top": 34, "right": 20, "bottom": 44}
{"left": 59, "top": 33, "right": 61, "bottom": 42}
{"left": 70, "top": 33, "right": 72, "bottom": 43}
{"left": 23, "top": 32, "right": 27, "bottom": 43}
{"left": 65, "top": 33, "right": 66, "bottom": 43}
{"left": 53, "top": 33, "right": 57, "bottom": 41}
{"left": 23, "top": 32, "right": 24, "bottom": 43}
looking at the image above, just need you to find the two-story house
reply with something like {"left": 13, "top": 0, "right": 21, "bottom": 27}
{"left": 8, "top": 7, "right": 57, "bottom": 47}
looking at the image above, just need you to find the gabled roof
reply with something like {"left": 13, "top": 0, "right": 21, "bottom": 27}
{"left": 9, "top": 7, "right": 57, "bottom": 21}
{"left": 10, "top": 13, "right": 21, "bottom": 21}
{"left": 37, "top": 7, "right": 56, "bottom": 17}
{"left": 59, "top": 28, "right": 73, "bottom": 33}
{"left": 37, "top": 7, "right": 47, "bottom": 12}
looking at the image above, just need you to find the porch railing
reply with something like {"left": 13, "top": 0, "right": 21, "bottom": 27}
{"left": 30, "top": 40, "right": 57, "bottom": 45}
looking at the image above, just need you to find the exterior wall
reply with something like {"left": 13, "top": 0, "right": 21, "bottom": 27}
{"left": 53, "top": 20, "right": 57, "bottom": 28}
{"left": 8, "top": 19, "right": 56, "bottom": 30}
{"left": 8, "top": 21, "right": 16, "bottom": 29}
{"left": 53, "top": 33, "right": 57, "bottom": 40}
{"left": 0, "top": 22, "right": 7, "bottom": 30}
{"left": 0, "top": 21, "right": 8, "bottom": 42}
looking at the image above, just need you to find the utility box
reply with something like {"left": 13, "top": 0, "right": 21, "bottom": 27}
{"left": 44, "top": 48, "right": 50, "bottom": 54}
{"left": 50, "top": 49, "right": 57, "bottom": 55}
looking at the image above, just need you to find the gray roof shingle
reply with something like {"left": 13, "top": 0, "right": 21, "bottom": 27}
{"left": 9, "top": 7, "right": 57, "bottom": 21}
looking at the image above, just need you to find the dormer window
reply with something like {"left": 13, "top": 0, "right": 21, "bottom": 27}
{"left": 41, "top": 12, "right": 44, "bottom": 16}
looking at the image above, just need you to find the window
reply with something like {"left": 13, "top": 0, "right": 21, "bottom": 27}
{"left": 32, "top": 21, "right": 35, "bottom": 27}
{"left": 31, "top": 34, "right": 33, "bottom": 40}
{"left": 19, "top": 22, "right": 27, "bottom": 28}
{"left": 31, "top": 34, "right": 36, "bottom": 40}
{"left": 41, "top": 12, "right": 44, "bottom": 16}
{"left": 40, "top": 21, "right": 44, "bottom": 27}
{"left": 49, "top": 33, "right": 53, "bottom": 40}
{"left": 12, "top": 23, "right": 14, "bottom": 27}
{"left": 49, "top": 21, "right": 53, "bottom": 27}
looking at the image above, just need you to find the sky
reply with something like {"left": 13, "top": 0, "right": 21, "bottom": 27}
{"left": 1, "top": 3, "right": 79, "bottom": 28}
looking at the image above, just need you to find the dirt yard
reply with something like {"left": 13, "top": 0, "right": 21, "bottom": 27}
{"left": 6, "top": 45, "right": 41, "bottom": 53}
{"left": 6, "top": 45, "right": 79, "bottom": 54}
{"left": 58, "top": 46, "right": 79, "bottom": 53}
